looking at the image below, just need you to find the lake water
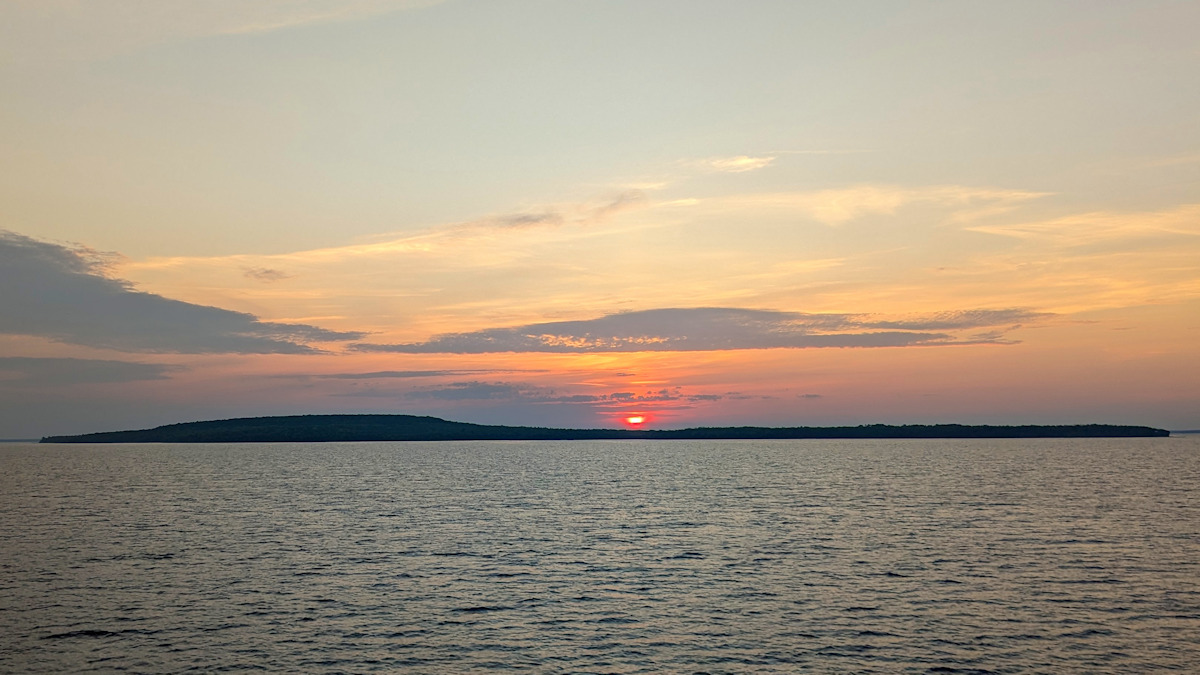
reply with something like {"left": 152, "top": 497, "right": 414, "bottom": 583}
{"left": 2, "top": 438, "right": 1199, "bottom": 673}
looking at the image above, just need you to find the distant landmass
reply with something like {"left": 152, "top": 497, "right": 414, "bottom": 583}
{"left": 39, "top": 414, "right": 1170, "bottom": 443}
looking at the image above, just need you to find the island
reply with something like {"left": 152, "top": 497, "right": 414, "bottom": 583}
{"left": 39, "top": 415, "right": 1170, "bottom": 443}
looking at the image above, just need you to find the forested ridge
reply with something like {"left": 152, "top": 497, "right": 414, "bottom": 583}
{"left": 40, "top": 415, "right": 1170, "bottom": 443}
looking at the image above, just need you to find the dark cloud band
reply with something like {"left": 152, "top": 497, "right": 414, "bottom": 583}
{"left": 0, "top": 231, "right": 364, "bottom": 354}
{"left": 352, "top": 307, "right": 1046, "bottom": 354}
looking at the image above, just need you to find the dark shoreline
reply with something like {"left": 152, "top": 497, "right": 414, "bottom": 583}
{"left": 39, "top": 414, "right": 1170, "bottom": 443}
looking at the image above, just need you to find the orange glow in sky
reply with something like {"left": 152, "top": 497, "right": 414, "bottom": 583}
{"left": 0, "top": 2, "right": 1198, "bottom": 437}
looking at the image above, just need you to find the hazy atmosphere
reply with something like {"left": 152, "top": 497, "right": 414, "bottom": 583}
{"left": 3, "top": 0, "right": 1198, "bottom": 437}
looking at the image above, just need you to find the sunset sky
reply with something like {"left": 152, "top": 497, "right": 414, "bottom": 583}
{"left": 2, "top": 1, "right": 1198, "bottom": 438}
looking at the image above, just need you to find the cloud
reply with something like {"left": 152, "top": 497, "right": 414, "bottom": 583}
{"left": 490, "top": 212, "right": 565, "bottom": 229}
{"left": 352, "top": 307, "right": 1044, "bottom": 354}
{"left": 0, "top": 231, "right": 364, "bottom": 354}
{"left": 965, "top": 329, "right": 1014, "bottom": 344}
{"left": 464, "top": 190, "right": 646, "bottom": 232}
{"left": 700, "top": 155, "right": 776, "bottom": 173}
{"left": 710, "top": 185, "right": 1048, "bottom": 225}
{"left": 244, "top": 267, "right": 294, "bottom": 283}
{"left": 328, "top": 378, "right": 722, "bottom": 407}
{"left": 401, "top": 381, "right": 716, "bottom": 406}
{"left": 280, "top": 369, "right": 546, "bottom": 380}
{"left": 150, "top": 190, "right": 650, "bottom": 275}
{"left": 965, "top": 204, "right": 1200, "bottom": 247}
{"left": 331, "top": 380, "right": 564, "bottom": 401}
{"left": 406, "top": 381, "right": 543, "bottom": 401}
{"left": 862, "top": 309, "right": 1050, "bottom": 331}
{"left": 0, "top": 357, "right": 180, "bottom": 386}
{"left": 320, "top": 370, "right": 496, "bottom": 380}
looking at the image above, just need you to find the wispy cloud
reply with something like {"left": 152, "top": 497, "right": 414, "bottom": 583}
{"left": 458, "top": 190, "right": 647, "bottom": 232}
{"left": 351, "top": 307, "right": 1045, "bottom": 354}
{"left": 699, "top": 155, "right": 777, "bottom": 173}
{"left": 120, "top": 183, "right": 1084, "bottom": 345}
{"left": 321, "top": 370, "right": 498, "bottom": 380}
{"left": 686, "top": 149, "right": 868, "bottom": 177}
{"left": 966, "top": 204, "right": 1200, "bottom": 247}
{"left": 405, "top": 381, "right": 545, "bottom": 401}
{"left": 124, "top": 189, "right": 660, "bottom": 337}
{"left": 864, "top": 309, "right": 1050, "bottom": 331}
{"left": 708, "top": 185, "right": 1049, "bottom": 225}
{"left": 397, "top": 381, "right": 722, "bottom": 406}
{"left": 278, "top": 369, "right": 548, "bottom": 380}
{"left": 139, "top": 190, "right": 649, "bottom": 271}
{"left": 0, "top": 231, "right": 364, "bottom": 354}
{"left": 244, "top": 267, "right": 294, "bottom": 283}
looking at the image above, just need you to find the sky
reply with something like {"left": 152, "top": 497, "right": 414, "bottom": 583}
{"left": 2, "top": 0, "right": 1198, "bottom": 437}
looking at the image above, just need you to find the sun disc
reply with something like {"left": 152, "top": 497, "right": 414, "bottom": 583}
{"left": 625, "top": 415, "right": 645, "bottom": 425}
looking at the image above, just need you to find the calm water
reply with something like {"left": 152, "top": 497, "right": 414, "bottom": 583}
{"left": 2, "top": 438, "right": 1199, "bottom": 673}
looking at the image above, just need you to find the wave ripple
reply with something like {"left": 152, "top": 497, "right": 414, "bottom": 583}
{"left": 2, "top": 437, "right": 1199, "bottom": 673}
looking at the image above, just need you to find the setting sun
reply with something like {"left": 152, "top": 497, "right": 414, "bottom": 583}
{"left": 624, "top": 415, "right": 645, "bottom": 426}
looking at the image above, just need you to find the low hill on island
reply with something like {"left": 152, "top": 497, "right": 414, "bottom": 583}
{"left": 39, "top": 415, "right": 1170, "bottom": 443}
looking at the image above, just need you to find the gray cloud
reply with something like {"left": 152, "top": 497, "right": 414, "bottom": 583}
{"left": 319, "top": 370, "right": 500, "bottom": 380}
{"left": 400, "top": 381, "right": 720, "bottom": 406}
{"left": 243, "top": 267, "right": 294, "bottom": 283}
{"left": 862, "top": 309, "right": 1049, "bottom": 331}
{"left": 469, "top": 190, "right": 645, "bottom": 231}
{"left": 331, "top": 380, "right": 570, "bottom": 402}
{"left": 336, "top": 380, "right": 720, "bottom": 406}
{"left": 273, "top": 369, "right": 550, "bottom": 381}
{"left": 352, "top": 307, "right": 1045, "bottom": 354}
{"left": 0, "top": 357, "right": 181, "bottom": 386}
{"left": 1, "top": 231, "right": 365, "bottom": 354}
{"left": 493, "top": 212, "right": 565, "bottom": 229}
{"left": 406, "top": 381, "right": 543, "bottom": 401}
{"left": 727, "top": 392, "right": 774, "bottom": 400}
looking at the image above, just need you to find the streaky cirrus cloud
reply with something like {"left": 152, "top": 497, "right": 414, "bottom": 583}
{"left": 0, "top": 231, "right": 364, "bottom": 354}
{"left": 864, "top": 309, "right": 1051, "bottom": 330}
{"left": 346, "top": 380, "right": 727, "bottom": 406}
{"left": 699, "top": 155, "right": 777, "bottom": 173}
{"left": 965, "top": 203, "right": 1200, "bottom": 247}
{"left": 704, "top": 185, "right": 1049, "bottom": 226}
{"left": 351, "top": 307, "right": 1047, "bottom": 354}
{"left": 273, "top": 369, "right": 549, "bottom": 380}
{"left": 321, "top": 370, "right": 510, "bottom": 380}
{"left": 460, "top": 190, "right": 647, "bottom": 231}
{"left": 0, "top": 357, "right": 181, "bottom": 386}
{"left": 404, "top": 381, "right": 549, "bottom": 401}
{"left": 151, "top": 190, "right": 650, "bottom": 273}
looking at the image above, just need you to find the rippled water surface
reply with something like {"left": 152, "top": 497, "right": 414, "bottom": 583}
{"left": 2, "top": 438, "right": 1199, "bottom": 673}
